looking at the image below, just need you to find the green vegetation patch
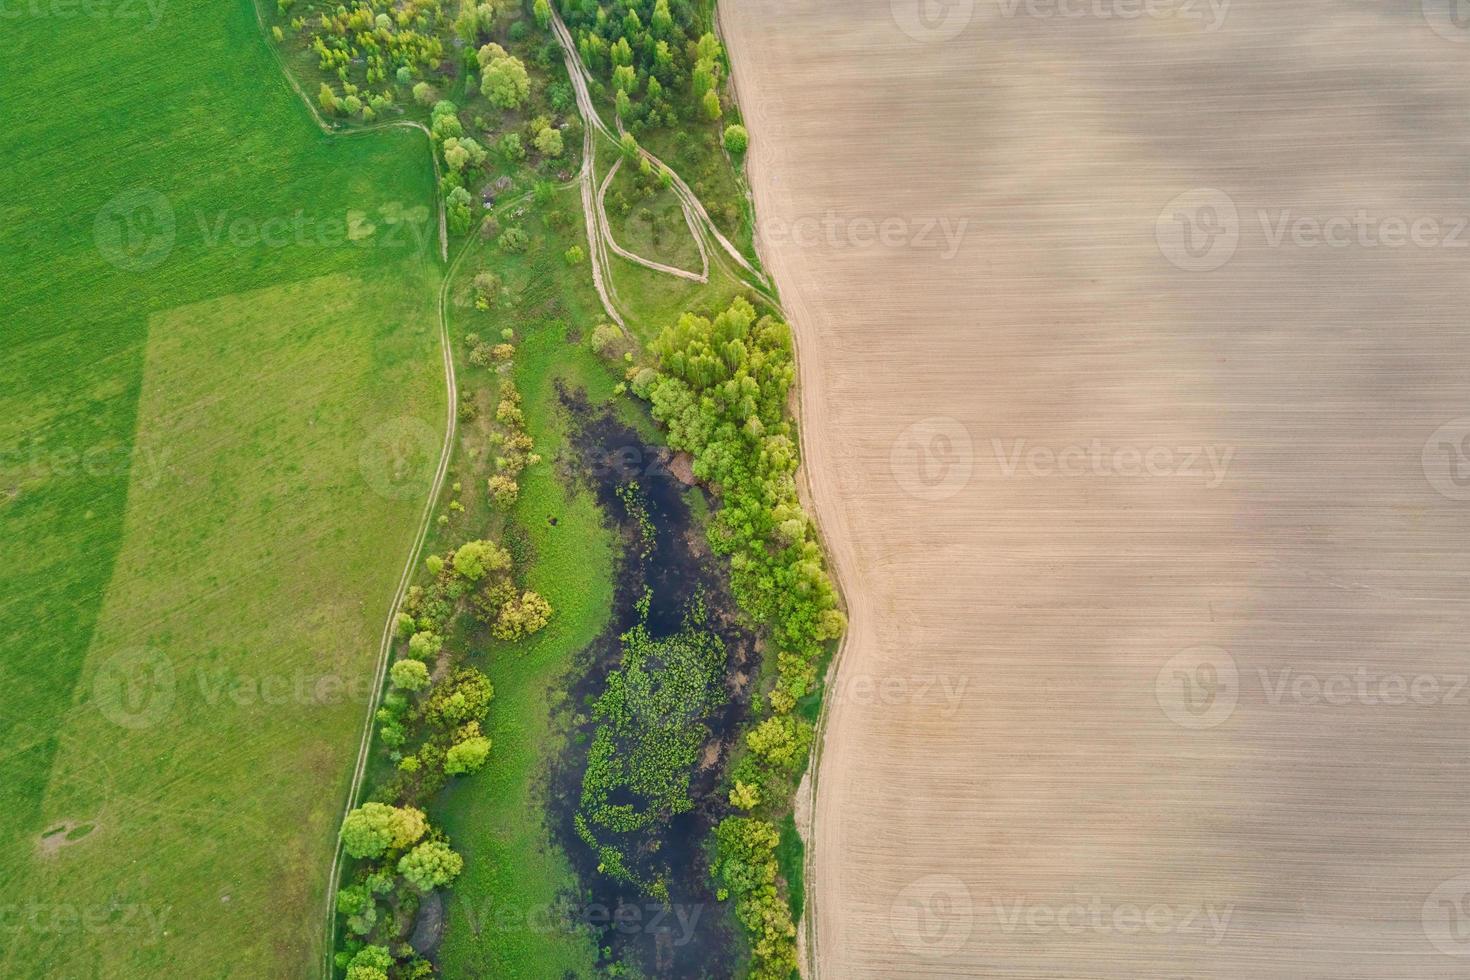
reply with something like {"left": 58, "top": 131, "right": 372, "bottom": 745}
{"left": 575, "top": 611, "right": 727, "bottom": 899}
{"left": 6, "top": 269, "right": 441, "bottom": 978}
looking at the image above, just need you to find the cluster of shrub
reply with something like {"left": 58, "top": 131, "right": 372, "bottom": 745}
{"left": 334, "top": 527, "right": 553, "bottom": 974}
{"left": 462, "top": 319, "right": 539, "bottom": 509}
{"left": 629, "top": 296, "right": 845, "bottom": 978}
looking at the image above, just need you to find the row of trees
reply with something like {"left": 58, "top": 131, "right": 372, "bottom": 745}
{"left": 632, "top": 296, "right": 846, "bottom": 978}
{"left": 335, "top": 326, "right": 555, "bottom": 976}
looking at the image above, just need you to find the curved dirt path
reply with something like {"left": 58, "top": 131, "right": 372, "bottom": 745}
{"left": 549, "top": 8, "right": 774, "bottom": 305}
{"left": 597, "top": 156, "right": 710, "bottom": 283}
{"left": 725, "top": 2, "right": 1470, "bottom": 979}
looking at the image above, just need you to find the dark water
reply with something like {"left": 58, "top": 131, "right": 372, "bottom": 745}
{"left": 546, "top": 387, "right": 756, "bottom": 979}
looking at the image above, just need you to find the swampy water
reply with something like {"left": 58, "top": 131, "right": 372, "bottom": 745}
{"left": 547, "top": 389, "right": 756, "bottom": 978}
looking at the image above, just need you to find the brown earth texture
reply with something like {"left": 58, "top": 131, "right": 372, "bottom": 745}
{"left": 722, "top": 0, "right": 1470, "bottom": 977}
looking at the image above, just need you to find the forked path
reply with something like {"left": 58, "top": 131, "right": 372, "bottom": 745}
{"left": 725, "top": 1, "right": 1470, "bottom": 978}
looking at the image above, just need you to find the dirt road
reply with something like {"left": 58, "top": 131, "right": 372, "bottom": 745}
{"left": 723, "top": 1, "right": 1470, "bottom": 976}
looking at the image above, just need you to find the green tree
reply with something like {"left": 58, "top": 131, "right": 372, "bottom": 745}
{"left": 390, "top": 658, "right": 430, "bottom": 692}
{"left": 534, "top": 125, "right": 564, "bottom": 157}
{"left": 318, "top": 83, "right": 339, "bottom": 115}
{"left": 340, "top": 803, "right": 427, "bottom": 858}
{"left": 407, "top": 630, "right": 442, "bottom": 661}
{"left": 620, "top": 132, "right": 639, "bottom": 162}
{"left": 445, "top": 731, "right": 492, "bottom": 774}
{"left": 651, "top": 0, "right": 673, "bottom": 36}
{"left": 610, "top": 36, "right": 633, "bottom": 67}
{"left": 492, "top": 590, "right": 553, "bottom": 640}
{"left": 481, "top": 53, "right": 530, "bottom": 109}
{"left": 345, "top": 945, "right": 392, "bottom": 980}
{"left": 702, "top": 88, "right": 722, "bottom": 121}
{"left": 453, "top": 538, "right": 512, "bottom": 580}
{"left": 723, "top": 124, "right": 748, "bottom": 154}
{"left": 533, "top": 0, "right": 550, "bottom": 27}
{"left": 398, "top": 840, "right": 464, "bottom": 891}
{"left": 501, "top": 131, "right": 525, "bottom": 162}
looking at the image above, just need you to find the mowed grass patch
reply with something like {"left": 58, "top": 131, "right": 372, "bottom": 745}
{"left": 0, "top": 0, "right": 442, "bottom": 973}
{"left": 4, "top": 271, "right": 443, "bottom": 979}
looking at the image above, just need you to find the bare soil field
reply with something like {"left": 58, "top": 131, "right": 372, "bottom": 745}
{"left": 723, "top": 1, "right": 1470, "bottom": 976}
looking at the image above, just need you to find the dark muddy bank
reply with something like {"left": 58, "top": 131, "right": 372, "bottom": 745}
{"left": 546, "top": 387, "right": 756, "bottom": 978}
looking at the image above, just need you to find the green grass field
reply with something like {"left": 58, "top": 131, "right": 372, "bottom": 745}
{"left": 0, "top": 0, "right": 443, "bottom": 975}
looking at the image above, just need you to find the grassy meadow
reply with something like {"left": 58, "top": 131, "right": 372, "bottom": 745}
{"left": 0, "top": 0, "right": 442, "bottom": 975}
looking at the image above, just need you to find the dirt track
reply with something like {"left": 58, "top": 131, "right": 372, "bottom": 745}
{"left": 722, "top": 1, "right": 1470, "bottom": 976}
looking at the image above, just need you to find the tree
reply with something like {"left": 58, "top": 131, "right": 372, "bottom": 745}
{"left": 390, "top": 658, "right": 430, "bottom": 692}
{"left": 407, "top": 630, "right": 443, "bottom": 661}
{"left": 564, "top": 244, "right": 584, "bottom": 265}
{"left": 534, "top": 125, "right": 564, "bottom": 157}
{"left": 340, "top": 803, "right": 427, "bottom": 858}
{"left": 729, "top": 779, "right": 761, "bottom": 811}
{"left": 651, "top": 0, "right": 673, "bottom": 36}
{"left": 646, "top": 75, "right": 663, "bottom": 102}
{"left": 501, "top": 131, "right": 525, "bottom": 162}
{"left": 446, "top": 185, "right": 473, "bottom": 235}
{"left": 445, "top": 729, "right": 492, "bottom": 774}
{"left": 345, "top": 945, "right": 392, "bottom": 980}
{"left": 498, "top": 226, "right": 529, "bottom": 252}
{"left": 610, "top": 36, "right": 633, "bottom": 67}
{"left": 393, "top": 612, "right": 415, "bottom": 639}
{"left": 453, "top": 539, "right": 512, "bottom": 580}
{"left": 425, "top": 666, "right": 494, "bottom": 727}
{"left": 487, "top": 474, "right": 519, "bottom": 507}
{"left": 533, "top": 0, "right": 550, "bottom": 27}
{"left": 412, "top": 81, "right": 436, "bottom": 106}
{"left": 399, "top": 839, "right": 464, "bottom": 891}
{"left": 615, "top": 88, "right": 632, "bottom": 119}
{"left": 612, "top": 64, "right": 637, "bottom": 93}
{"left": 723, "top": 124, "right": 748, "bottom": 154}
{"left": 492, "top": 590, "right": 553, "bottom": 640}
{"left": 318, "top": 83, "right": 339, "bottom": 115}
{"left": 481, "top": 53, "right": 530, "bottom": 109}
{"left": 702, "top": 88, "right": 722, "bottom": 121}
{"left": 746, "top": 715, "right": 812, "bottom": 771}
{"left": 620, "top": 132, "right": 639, "bottom": 162}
